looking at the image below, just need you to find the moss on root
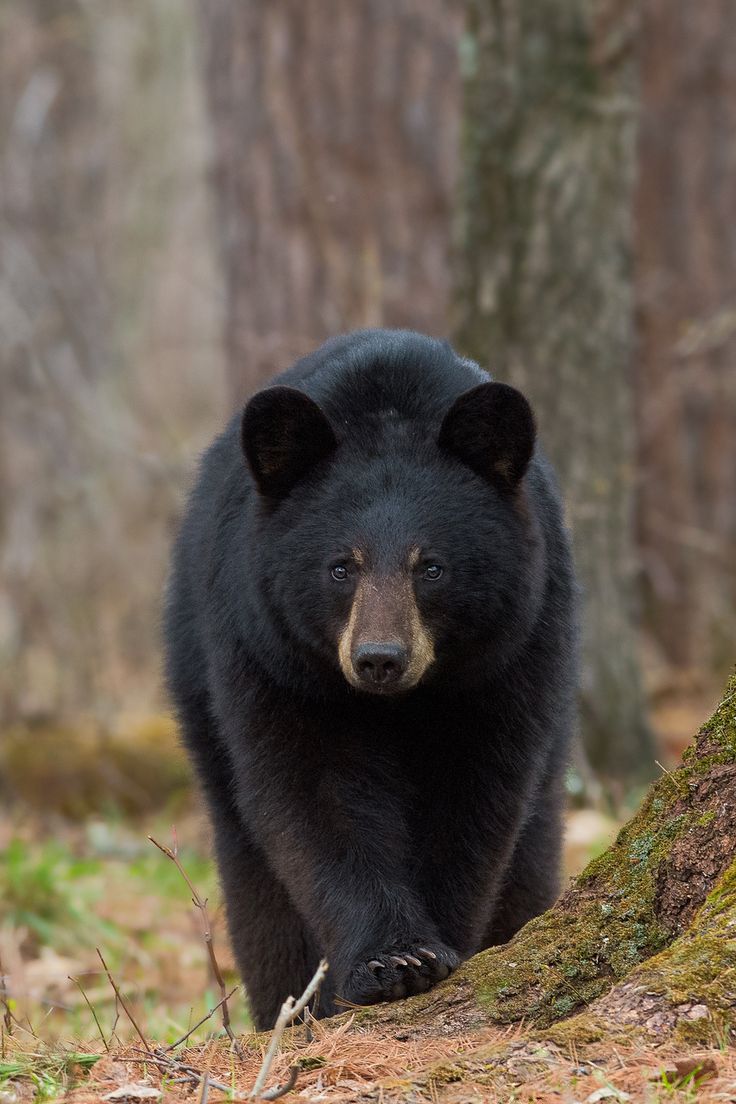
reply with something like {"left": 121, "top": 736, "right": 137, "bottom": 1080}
{"left": 637, "top": 858, "right": 735, "bottom": 1042}
{"left": 460, "top": 878, "right": 668, "bottom": 1027}
{"left": 684, "top": 675, "right": 736, "bottom": 770}
{"left": 456, "top": 678, "right": 735, "bottom": 1026}
{"left": 365, "top": 675, "right": 736, "bottom": 1037}
{"left": 547, "top": 857, "right": 736, "bottom": 1049}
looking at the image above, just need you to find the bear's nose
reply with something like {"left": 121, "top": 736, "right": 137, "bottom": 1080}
{"left": 353, "top": 642, "right": 408, "bottom": 686}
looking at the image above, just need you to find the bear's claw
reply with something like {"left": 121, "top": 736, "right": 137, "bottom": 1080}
{"left": 342, "top": 940, "right": 460, "bottom": 1007}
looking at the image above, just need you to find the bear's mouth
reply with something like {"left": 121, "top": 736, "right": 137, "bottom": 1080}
{"left": 348, "top": 672, "right": 415, "bottom": 696}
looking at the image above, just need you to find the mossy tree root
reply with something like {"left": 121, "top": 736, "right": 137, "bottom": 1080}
{"left": 553, "top": 854, "right": 736, "bottom": 1046}
{"left": 365, "top": 674, "right": 736, "bottom": 1039}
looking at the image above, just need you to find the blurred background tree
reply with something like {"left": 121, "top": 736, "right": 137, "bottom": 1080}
{"left": 453, "top": 0, "right": 654, "bottom": 783}
{"left": 0, "top": 0, "right": 225, "bottom": 727}
{"left": 635, "top": 1, "right": 736, "bottom": 687}
{"left": 197, "top": 0, "right": 463, "bottom": 405}
{"left": 0, "top": 0, "right": 734, "bottom": 792}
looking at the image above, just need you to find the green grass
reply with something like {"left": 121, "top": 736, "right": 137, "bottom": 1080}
{"left": 0, "top": 1049, "right": 101, "bottom": 1101}
{"left": 0, "top": 821, "right": 248, "bottom": 1051}
{"left": 0, "top": 838, "right": 115, "bottom": 953}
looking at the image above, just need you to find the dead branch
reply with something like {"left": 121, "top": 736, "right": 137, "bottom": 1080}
{"left": 249, "top": 958, "right": 328, "bottom": 1100}
{"left": 109, "top": 995, "right": 122, "bottom": 1048}
{"left": 260, "top": 1065, "right": 299, "bottom": 1101}
{"left": 96, "top": 949, "right": 149, "bottom": 1051}
{"left": 68, "top": 975, "right": 110, "bottom": 1052}
{"left": 148, "top": 833, "right": 241, "bottom": 1055}
{"left": 128, "top": 1047, "right": 241, "bottom": 1098}
{"left": 165, "top": 986, "right": 239, "bottom": 1052}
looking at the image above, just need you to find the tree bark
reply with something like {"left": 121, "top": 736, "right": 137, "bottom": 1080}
{"left": 453, "top": 0, "right": 654, "bottom": 784}
{"left": 635, "top": 0, "right": 736, "bottom": 679}
{"left": 363, "top": 673, "right": 736, "bottom": 1044}
{"left": 197, "top": 0, "right": 462, "bottom": 405}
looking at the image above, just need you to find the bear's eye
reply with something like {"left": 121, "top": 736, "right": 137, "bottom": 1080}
{"left": 331, "top": 564, "right": 350, "bottom": 581}
{"left": 423, "top": 564, "right": 444, "bottom": 581}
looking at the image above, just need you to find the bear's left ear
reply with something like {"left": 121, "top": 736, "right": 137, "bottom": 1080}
{"left": 438, "top": 382, "right": 535, "bottom": 490}
{"left": 242, "top": 386, "right": 337, "bottom": 498}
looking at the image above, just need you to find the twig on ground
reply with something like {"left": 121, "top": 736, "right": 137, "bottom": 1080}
{"left": 304, "top": 978, "right": 324, "bottom": 1042}
{"left": 303, "top": 1005, "right": 314, "bottom": 1045}
{"left": 260, "top": 1065, "right": 299, "bottom": 1101}
{"left": 250, "top": 959, "right": 328, "bottom": 1100}
{"left": 109, "top": 995, "right": 122, "bottom": 1048}
{"left": 96, "top": 949, "right": 149, "bottom": 1051}
{"left": 148, "top": 833, "right": 241, "bottom": 1055}
{"left": 198, "top": 1069, "right": 210, "bottom": 1104}
{"left": 128, "top": 1048, "right": 241, "bottom": 1098}
{"left": 0, "top": 957, "right": 13, "bottom": 1037}
{"left": 165, "top": 986, "right": 240, "bottom": 1052}
{"left": 22, "top": 1013, "right": 38, "bottom": 1039}
{"left": 68, "top": 975, "right": 109, "bottom": 1052}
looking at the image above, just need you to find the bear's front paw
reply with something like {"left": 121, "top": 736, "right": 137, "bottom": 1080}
{"left": 341, "top": 941, "right": 460, "bottom": 1007}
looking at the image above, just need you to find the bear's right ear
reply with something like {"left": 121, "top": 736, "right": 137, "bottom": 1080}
{"left": 241, "top": 386, "right": 337, "bottom": 498}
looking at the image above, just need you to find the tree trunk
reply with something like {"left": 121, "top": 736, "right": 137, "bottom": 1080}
{"left": 364, "top": 673, "right": 736, "bottom": 1044}
{"left": 0, "top": 0, "right": 113, "bottom": 721}
{"left": 453, "top": 0, "right": 654, "bottom": 784}
{"left": 197, "top": 0, "right": 462, "bottom": 405}
{"left": 0, "top": 0, "right": 222, "bottom": 724}
{"left": 635, "top": 0, "right": 736, "bottom": 680}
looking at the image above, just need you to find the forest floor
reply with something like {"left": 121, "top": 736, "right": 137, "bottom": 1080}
{"left": 3, "top": 804, "right": 732, "bottom": 1104}
{"left": 0, "top": 805, "right": 618, "bottom": 1045}
{"left": 1, "top": 684, "right": 730, "bottom": 1102}
{"left": 3, "top": 984, "right": 734, "bottom": 1102}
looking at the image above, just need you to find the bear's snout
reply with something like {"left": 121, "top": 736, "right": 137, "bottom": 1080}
{"left": 337, "top": 569, "right": 436, "bottom": 692}
{"left": 353, "top": 641, "right": 408, "bottom": 690}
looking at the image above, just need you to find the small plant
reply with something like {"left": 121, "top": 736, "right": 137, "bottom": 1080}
{"left": 653, "top": 1057, "right": 718, "bottom": 1096}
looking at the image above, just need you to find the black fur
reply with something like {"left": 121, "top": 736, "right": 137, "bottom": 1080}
{"left": 164, "top": 329, "right": 577, "bottom": 1029}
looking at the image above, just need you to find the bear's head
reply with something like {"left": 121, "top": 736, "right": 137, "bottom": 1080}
{"left": 241, "top": 378, "right": 545, "bottom": 696}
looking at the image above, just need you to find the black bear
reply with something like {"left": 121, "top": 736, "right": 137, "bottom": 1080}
{"left": 164, "top": 329, "right": 577, "bottom": 1030}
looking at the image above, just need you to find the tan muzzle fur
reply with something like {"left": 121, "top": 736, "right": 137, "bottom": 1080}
{"left": 338, "top": 571, "right": 435, "bottom": 690}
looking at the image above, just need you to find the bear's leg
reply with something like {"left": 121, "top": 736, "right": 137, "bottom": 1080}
{"left": 210, "top": 810, "right": 327, "bottom": 1030}
{"left": 481, "top": 770, "right": 566, "bottom": 947}
{"left": 175, "top": 697, "right": 327, "bottom": 1030}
